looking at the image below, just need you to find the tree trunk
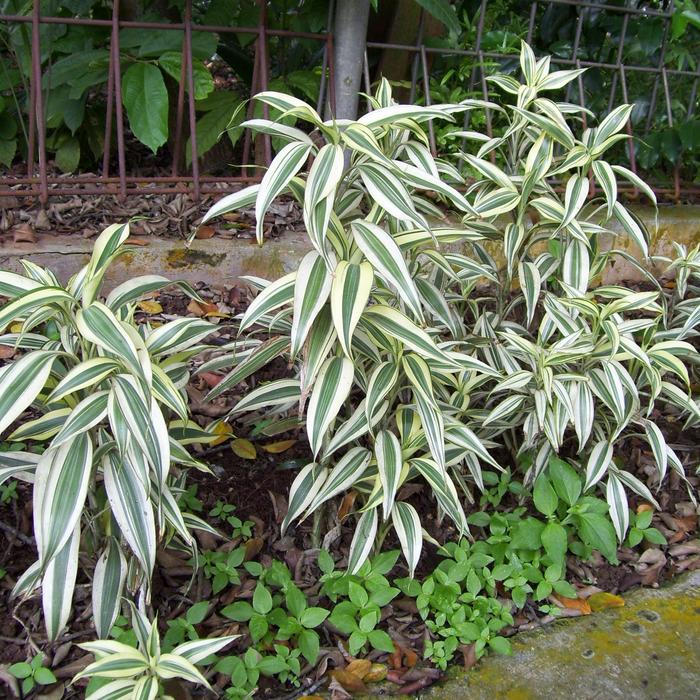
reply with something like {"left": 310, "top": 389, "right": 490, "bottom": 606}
{"left": 329, "top": 0, "right": 372, "bottom": 120}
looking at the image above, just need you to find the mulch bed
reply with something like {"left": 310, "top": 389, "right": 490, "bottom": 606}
{"left": 0, "top": 282, "right": 699, "bottom": 699}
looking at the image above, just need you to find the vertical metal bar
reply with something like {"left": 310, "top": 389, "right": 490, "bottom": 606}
{"left": 565, "top": 10, "right": 585, "bottom": 104}
{"left": 257, "top": 0, "right": 271, "bottom": 166}
{"left": 327, "top": 31, "right": 336, "bottom": 116}
{"left": 317, "top": 0, "right": 335, "bottom": 117}
{"left": 462, "top": 0, "right": 488, "bottom": 146}
{"left": 31, "top": 0, "right": 48, "bottom": 204}
{"left": 111, "top": 0, "right": 127, "bottom": 201}
{"left": 420, "top": 45, "right": 436, "bottom": 155}
{"left": 409, "top": 10, "right": 425, "bottom": 105}
{"left": 26, "top": 30, "right": 36, "bottom": 182}
{"left": 688, "top": 72, "right": 699, "bottom": 119}
{"left": 363, "top": 50, "right": 372, "bottom": 112}
{"left": 184, "top": 0, "right": 200, "bottom": 200}
{"left": 645, "top": 2, "right": 673, "bottom": 134}
{"left": 101, "top": 18, "right": 115, "bottom": 184}
{"left": 171, "top": 30, "right": 188, "bottom": 177}
{"left": 241, "top": 39, "right": 260, "bottom": 175}
{"left": 607, "top": 12, "right": 629, "bottom": 114}
{"left": 526, "top": 1, "right": 538, "bottom": 45}
{"left": 479, "top": 51, "right": 494, "bottom": 163}
{"left": 661, "top": 67, "right": 680, "bottom": 200}
{"left": 619, "top": 65, "right": 638, "bottom": 196}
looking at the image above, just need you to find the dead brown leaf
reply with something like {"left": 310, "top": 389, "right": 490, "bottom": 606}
{"left": 328, "top": 678, "right": 352, "bottom": 700}
{"left": 200, "top": 372, "right": 224, "bottom": 388}
{"left": 195, "top": 225, "right": 216, "bottom": 239}
{"left": 244, "top": 537, "right": 264, "bottom": 561}
{"left": 12, "top": 223, "right": 35, "bottom": 243}
{"left": 261, "top": 439, "right": 297, "bottom": 454}
{"left": 363, "top": 663, "right": 388, "bottom": 683}
{"left": 337, "top": 491, "right": 358, "bottom": 522}
{"left": 635, "top": 547, "right": 667, "bottom": 585}
{"left": 125, "top": 237, "right": 149, "bottom": 246}
{"left": 459, "top": 643, "right": 478, "bottom": 671}
{"left": 0, "top": 345, "right": 16, "bottom": 359}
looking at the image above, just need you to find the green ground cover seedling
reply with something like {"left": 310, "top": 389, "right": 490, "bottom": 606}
{"left": 9, "top": 653, "right": 57, "bottom": 696}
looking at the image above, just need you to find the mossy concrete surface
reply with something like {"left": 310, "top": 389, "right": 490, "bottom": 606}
{"left": 1, "top": 206, "right": 698, "bottom": 291}
{"left": 405, "top": 570, "right": 700, "bottom": 700}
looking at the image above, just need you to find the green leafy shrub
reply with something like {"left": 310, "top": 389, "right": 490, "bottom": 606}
{"left": 9, "top": 652, "right": 57, "bottom": 696}
{"left": 201, "top": 41, "right": 698, "bottom": 574}
{"left": 0, "top": 223, "right": 217, "bottom": 639}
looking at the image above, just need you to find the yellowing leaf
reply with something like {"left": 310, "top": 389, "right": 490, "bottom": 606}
{"left": 261, "top": 439, "right": 297, "bottom": 454}
{"left": 137, "top": 300, "right": 163, "bottom": 314}
{"left": 232, "top": 438, "right": 257, "bottom": 460}
{"left": 10, "top": 323, "right": 22, "bottom": 333}
{"left": 588, "top": 592, "right": 625, "bottom": 611}
{"left": 188, "top": 299, "right": 229, "bottom": 318}
{"left": 553, "top": 594, "right": 591, "bottom": 615}
{"left": 210, "top": 421, "right": 233, "bottom": 447}
{"left": 363, "top": 663, "right": 388, "bottom": 682}
{"left": 346, "top": 659, "right": 372, "bottom": 679}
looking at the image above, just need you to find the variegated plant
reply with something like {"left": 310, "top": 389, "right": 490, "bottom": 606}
{"left": 0, "top": 223, "right": 217, "bottom": 639}
{"left": 73, "top": 602, "right": 237, "bottom": 699}
{"left": 198, "top": 82, "right": 503, "bottom": 576}
{"left": 441, "top": 41, "right": 699, "bottom": 539}
{"left": 200, "top": 42, "right": 698, "bottom": 570}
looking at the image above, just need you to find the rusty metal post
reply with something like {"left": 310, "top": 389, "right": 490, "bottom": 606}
{"left": 184, "top": 0, "right": 200, "bottom": 199}
{"left": 257, "top": 0, "right": 271, "bottom": 166}
{"left": 110, "top": 0, "right": 127, "bottom": 200}
{"left": 30, "top": 0, "right": 48, "bottom": 204}
{"left": 171, "top": 24, "right": 188, "bottom": 177}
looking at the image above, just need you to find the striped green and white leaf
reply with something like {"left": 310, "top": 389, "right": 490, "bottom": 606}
{"left": 612, "top": 202, "right": 648, "bottom": 257}
{"left": 606, "top": 472, "right": 629, "bottom": 542}
{"left": 230, "top": 379, "right": 301, "bottom": 414}
{"left": 145, "top": 318, "right": 215, "bottom": 357}
{"left": 352, "top": 220, "right": 423, "bottom": 320}
{"left": 76, "top": 303, "right": 143, "bottom": 375}
{"left": 8, "top": 407, "right": 70, "bottom": 442}
{"left": 281, "top": 462, "right": 327, "bottom": 533}
{"left": 348, "top": 507, "right": 378, "bottom": 574}
{"left": 43, "top": 523, "right": 80, "bottom": 640}
{"left": 324, "top": 398, "right": 388, "bottom": 458}
{"left": 201, "top": 184, "right": 260, "bottom": 224}
{"left": 563, "top": 239, "right": 590, "bottom": 295}
{"left": 256, "top": 141, "right": 312, "bottom": 244}
{"left": 290, "top": 252, "right": 332, "bottom": 359}
{"left": 239, "top": 273, "right": 296, "bottom": 333}
{"left": 241, "top": 118, "right": 314, "bottom": 145}
{"left": 0, "top": 286, "right": 74, "bottom": 333}
{"left": 205, "top": 336, "right": 289, "bottom": 400}
{"left": 376, "top": 430, "right": 403, "bottom": 520}
{"left": 0, "top": 350, "right": 58, "bottom": 435}
{"left": 412, "top": 456, "right": 468, "bottom": 534}
{"left": 48, "top": 358, "right": 120, "bottom": 402}
{"left": 392, "top": 501, "right": 422, "bottom": 577}
{"left": 106, "top": 276, "right": 202, "bottom": 312}
{"left": 331, "top": 261, "right": 373, "bottom": 357}
{"left": 592, "top": 104, "right": 633, "bottom": 151}
{"left": 519, "top": 261, "right": 541, "bottom": 327}
{"left": 171, "top": 636, "right": 239, "bottom": 665}
{"left": 52, "top": 392, "right": 108, "bottom": 448}
{"left": 306, "top": 357, "right": 354, "bottom": 456}
{"left": 33, "top": 434, "right": 92, "bottom": 566}
{"left": 93, "top": 539, "right": 127, "bottom": 638}
{"left": 103, "top": 449, "right": 156, "bottom": 575}
{"left": 584, "top": 440, "right": 613, "bottom": 491}
{"left": 0, "top": 450, "right": 40, "bottom": 486}
{"left": 307, "top": 447, "right": 371, "bottom": 512}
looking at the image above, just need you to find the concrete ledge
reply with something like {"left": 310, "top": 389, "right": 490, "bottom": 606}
{"left": 0, "top": 206, "right": 698, "bottom": 290}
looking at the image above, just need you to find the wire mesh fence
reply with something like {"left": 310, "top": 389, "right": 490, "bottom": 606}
{"left": 1, "top": 0, "right": 699, "bottom": 204}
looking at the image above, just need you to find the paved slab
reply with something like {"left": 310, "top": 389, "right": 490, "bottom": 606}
{"left": 411, "top": 571, "right": 700, "bottom": 700}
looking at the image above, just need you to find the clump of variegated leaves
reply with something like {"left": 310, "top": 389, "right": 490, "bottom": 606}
{"left": 72, "top": 602, "right": 237, "bottom": 698}
{"left": 199, "top": 41, "right": 698, "bottom": 575}
{"left": 0, "top": 223, "right": 220, "bottom": 640}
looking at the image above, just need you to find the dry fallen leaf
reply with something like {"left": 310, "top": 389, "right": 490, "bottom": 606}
{"left": 337, "top": 491, "right": 358, "bottom": 522}
{"left": 200, "top": 371, "right": 224, "bottom": 388}
{"left": 553, "top": 594, "right": 591, "bottom": 615}
{"left": 13, "top": 222, "right": 36, "bottom": 243}
{"left": 0, "top": 345, "right": 16, "bottom": 359}
{"left": 345, "top": 659, "right": 372, "bottom": 679}
{"left": 261, "top": 439, "right": 297, "bottom": 454}
{"left": 188, "top": 299, "right": 228, "bottom": 318}
{"left": 330, "top": 670, "right": 367, "bottom": 693}
{"left": 363, "top": 663, "right": 388, "bottom": 683}
{"left": 587, "top": 592, "right": 625, "bottom": 611}
{"left": 231, "top": 438, "right": 257, "bottom": 460}
{"left": 209, "top": 421, "right": 233, "bottom": 447}
{"left": 244, "top": 537, "right": 264, "bottom": 561}
{"left": 125, "top": 237, "right": 149, "bottom": 246}
{"left": 137, "top": 300, "right": 163, "bottom": 314}
{"left": 195, "top": 225, "right": 216, "bottom": 239}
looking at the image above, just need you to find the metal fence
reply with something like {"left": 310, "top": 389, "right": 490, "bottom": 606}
{"left": 0, "top": 0, "right": 335, "bottom": 202}
{"left": 1, "top": 0, "right": 699, "bottom": 203}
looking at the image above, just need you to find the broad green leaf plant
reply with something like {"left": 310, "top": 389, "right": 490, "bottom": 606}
{"left": 201, "top": 42, "right": 699, "bottom": 574}
{"left": 0, "top": 224, "right": 217, "bottom": 640}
